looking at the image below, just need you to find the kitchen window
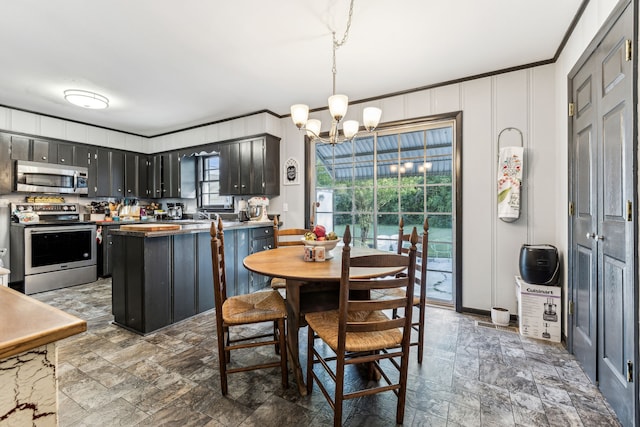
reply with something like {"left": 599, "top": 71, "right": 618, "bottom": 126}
{"left": 308, "top": 113, "right": 462, "bottom": 308}
{"left": 199, "top": 153, "right": 233, "bottom": 210}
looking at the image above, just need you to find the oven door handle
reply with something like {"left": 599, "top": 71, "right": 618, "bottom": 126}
{"left": 73, "top": 171, "right": 78, "bottom": 193}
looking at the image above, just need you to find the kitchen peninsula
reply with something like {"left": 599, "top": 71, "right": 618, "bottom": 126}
{"left": 110, "top": 220, "right": 274, "bottom": 334}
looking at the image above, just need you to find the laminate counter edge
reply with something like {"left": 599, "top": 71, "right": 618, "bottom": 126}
{"left": 0, "top": 286, "right": 87, "bottom": 359}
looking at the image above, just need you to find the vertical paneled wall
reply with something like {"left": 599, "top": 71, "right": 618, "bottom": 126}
{"left": 281, "top": 65, "right": 558, "bottom": 313}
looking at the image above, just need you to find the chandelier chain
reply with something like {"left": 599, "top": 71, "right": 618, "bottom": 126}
{"left": 290, "top": 0, "right": 381, "bottom": 145}
{"left": 331, "top": 0, "right": 355, "bottom": 95}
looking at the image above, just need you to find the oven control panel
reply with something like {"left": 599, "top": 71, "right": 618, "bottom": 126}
{"left": 12, "top": 203, "right": 78, "bottom": 215}
{"left": 12, "top": 203, "right": 80, "bottom": 223}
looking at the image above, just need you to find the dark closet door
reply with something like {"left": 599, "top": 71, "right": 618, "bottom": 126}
{"left": 570, "top": 58, "right": 597, "bottom": 383}
{"left": 595, "top": 6, "right": 634, "bottom": 425}
{"left": 569, "top": 3, "right": 635, "bottom": 425}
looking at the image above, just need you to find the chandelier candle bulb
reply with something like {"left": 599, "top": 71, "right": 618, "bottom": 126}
{"left": 363, "top": 107, "right": 382, "bottom": 130}
{"left": 343, "top": 120, "right": 359, "bottom": 138}
{"left": 306, "top": 119, "right": 322, "bottom": 138}
{"left": 291, "top": 104, "right": 309, "bottom": 128}
{"left": 328, "top": 94, "right": 348, "bottom": 120}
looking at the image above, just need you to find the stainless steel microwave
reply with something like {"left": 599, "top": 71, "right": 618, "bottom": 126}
{"left": 15, "top": 160, "right": 89, "bottom": 195}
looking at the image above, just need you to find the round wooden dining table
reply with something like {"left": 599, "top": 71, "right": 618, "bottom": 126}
{"left": 243, "top": 245, "right": 403, "bottom": 395}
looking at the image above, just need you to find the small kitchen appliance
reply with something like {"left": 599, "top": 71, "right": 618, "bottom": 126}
{"left": 167, "top": 203, "right": 183, "bottom": 220}
{"left": 15, "top": 160, "right": 88, "bottom": 195}
{"left": 237, "top": 200, "right": 250, "bottom": 222}
{"left": 248, "top": 197, "right": 269, "bottom": 222}
{"left": 519, "top": 244, "right": 559, "bottom": 285}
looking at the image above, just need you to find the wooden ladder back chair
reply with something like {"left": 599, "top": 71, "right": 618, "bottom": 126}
{"left": 210, "top": 218, "right": 288, "bottom": 395}
{"left": 396, "top": 217, "right": 429, "bottom": 363}
{"left": 270, "top": 216, "right": 310, "bottom": 289}
{"left": 306, "top": 225, "right": 419, "bottom": 426}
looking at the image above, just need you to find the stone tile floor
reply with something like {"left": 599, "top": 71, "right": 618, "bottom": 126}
{"left": 32, "top": 278, "right": 621, "bottom": 426}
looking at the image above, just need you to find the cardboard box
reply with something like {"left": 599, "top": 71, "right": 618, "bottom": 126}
{"left": 515, "top": 276, "right": 561, "bottom": 342}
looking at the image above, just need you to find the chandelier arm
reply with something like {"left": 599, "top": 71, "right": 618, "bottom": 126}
{"left": 298, "top": 125, "right": 365, "bottom": 146}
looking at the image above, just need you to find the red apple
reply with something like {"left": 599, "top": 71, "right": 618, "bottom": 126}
{"left": 313, "top": 225, "right": 326, "bottom": 238}
{"left": 318, "top": 236, "right": 326, "bottom": 241}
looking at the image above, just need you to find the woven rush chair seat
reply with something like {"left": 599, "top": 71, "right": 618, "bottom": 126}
{"left": 270, "top": 277, "right": 286, "bottom": 289}
{"left": 210, "top": 218, "right": 288, "bottom": 396}
{"left": 305, "top": 310, "right": 402, "bottom": 352}
{"left": 222, "top": 290, "right": 287, "bottom": 325}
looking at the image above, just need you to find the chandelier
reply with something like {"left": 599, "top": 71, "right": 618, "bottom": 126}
{"left": 290, "top": 0, "right": 381, "bottom": 145}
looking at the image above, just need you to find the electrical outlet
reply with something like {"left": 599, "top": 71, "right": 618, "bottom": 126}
{"left": 283, "top": 203, "right": 288, "bottom": 212}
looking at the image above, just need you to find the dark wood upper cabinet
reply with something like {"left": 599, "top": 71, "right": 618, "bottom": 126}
{"left": 1, "top": 131, "right": 276, "bottom": 199}
{"left": 125, "top": 152, "right": 138, "bottom": 197}
{"left": 110, "top": 150, "right": 125, "bottom": 198}
{"left": 31, "top": 139, "right": 51, "bottom": 162}
{"left": 219, "top": 134, "right": 280, "bottom": 196}
{"left": 10, "top": 136, "right": 31, "bottom": 161}
{"left": 55, "top": 143, "right": 74, "bottom": 164}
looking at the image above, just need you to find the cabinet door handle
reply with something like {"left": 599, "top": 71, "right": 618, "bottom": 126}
{"left": 60, "top": 158, "right": 65, "bottom": 163}
{"left": 42, "top": 156, "right": 47, "bottom": 160}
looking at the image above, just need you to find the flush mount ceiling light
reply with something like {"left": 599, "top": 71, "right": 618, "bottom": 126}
{"left": 290, "top": 0, "right": 381, "bottom": 145}
{"left": 64, "top": 89, "right": 109, "bottom": 109}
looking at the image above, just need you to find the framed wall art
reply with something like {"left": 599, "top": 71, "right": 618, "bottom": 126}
{"left": 283, "top": 157, "right": 300, "bottom": 185}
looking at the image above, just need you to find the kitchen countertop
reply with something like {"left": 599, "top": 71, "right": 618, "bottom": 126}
{"left": 0, "top": 286, "right": 86, "bottom": 359}
{"left": 109, "top": 220, "right": 274, "bottom": 237}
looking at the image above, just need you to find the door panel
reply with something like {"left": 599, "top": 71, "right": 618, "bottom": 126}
{"left": 602, "top": 257, "right": 624, "bottom": 376}
{"left": 574, "top": 246, "right": 595, "bottom": 380}
{"left": 571, "top": 64, "right": 597, "bottom": 383}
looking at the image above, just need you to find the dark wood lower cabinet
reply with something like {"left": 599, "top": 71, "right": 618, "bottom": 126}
{"left": 112, "top": 234, "right": 172, "bottom": 334}
{"left": 111, "top": 226, "right": 272, "bottom": 334}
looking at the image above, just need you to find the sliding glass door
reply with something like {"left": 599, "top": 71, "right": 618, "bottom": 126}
{"left": 311, "top": 116, "right": 460, "bottom": 307}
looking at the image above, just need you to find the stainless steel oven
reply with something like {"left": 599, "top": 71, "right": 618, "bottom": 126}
{"left": 9, "top": 203, "right": 97, "bottom": 294}
{"left": 25, "top": 225, "right": 95, "bottom": 275}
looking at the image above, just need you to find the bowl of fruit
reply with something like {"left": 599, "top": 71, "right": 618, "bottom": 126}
{"left": 302, "top": 225, "right": 341, "bottom": 254}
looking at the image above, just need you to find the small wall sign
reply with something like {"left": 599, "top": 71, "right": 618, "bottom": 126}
{"left": 283, "top": 157, "right": 300, "bottom": 185}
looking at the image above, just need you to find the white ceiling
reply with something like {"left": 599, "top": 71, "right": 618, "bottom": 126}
{"left": 0, "top": 0, "right": 583, "bottom": 137}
